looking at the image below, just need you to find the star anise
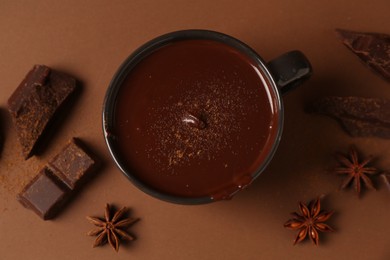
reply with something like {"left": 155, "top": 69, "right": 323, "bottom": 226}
{"left": 86, "top": 204, "right": 138, "bottom": 252}
{"left": 284, "top": 197, "right": 334, "bottom": 245}
{"left": 334, "top": 146, "right": 377, "bottom": 195}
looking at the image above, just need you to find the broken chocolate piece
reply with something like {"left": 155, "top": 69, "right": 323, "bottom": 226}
{"left": 48, "top": 138, "right": 98, "bottom": 190}
{"left": 7, "top": 65, "right": 77, "bottom": 159}
{"left": 310, "top": 96, "right": 390, "bottom": 138}
{"left": 17, "top": 167, "right": 70, "bottom": 220}
{"left": 336, "top": 29, "right": 390, "bottom": 82}
{"left": 17, "top": 138, "right": 99, "bottom": 220}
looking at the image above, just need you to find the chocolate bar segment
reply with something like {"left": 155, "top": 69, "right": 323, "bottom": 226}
{"left": 17, "top": 138, "right": 99, "bottom": 220}
{"left": 336, "top": 29, "right": 390, "bottom": 82}
{"left": 48, "top": 138, "right": 97, "bottom": 190}
{"left": 17, "top": 168, "right": 70, "bottom": 220}
{"left": 310, "top": 96, "right": 390, "bottom": 138}
{"left": 7, "top": 65, "right": 77, "bottom": 159}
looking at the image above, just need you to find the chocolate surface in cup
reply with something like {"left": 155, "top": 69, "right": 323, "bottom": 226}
{"left": 112, "top": 39, "right": 280, "bottom": 199}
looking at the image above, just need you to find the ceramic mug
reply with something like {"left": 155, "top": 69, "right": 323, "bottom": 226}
{"left": 103, "top": 30, "right": 312, "bottom": 204}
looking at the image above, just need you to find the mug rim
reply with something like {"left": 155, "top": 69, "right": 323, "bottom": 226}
{"left": 102, "top": 29, "right": 284, "bottom": 204}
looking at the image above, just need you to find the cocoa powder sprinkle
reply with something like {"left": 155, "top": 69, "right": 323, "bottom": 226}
{"left": 143, "top": 74, "right": 260, "bottom": 174}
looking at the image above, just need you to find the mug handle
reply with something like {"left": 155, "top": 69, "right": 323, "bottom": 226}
{"left": 267, "top": 50, "right": 312, "bottom": 94}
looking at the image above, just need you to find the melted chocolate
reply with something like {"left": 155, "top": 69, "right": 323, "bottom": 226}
{"left": 113, "top": 39, "right": 279, "bottom": 199}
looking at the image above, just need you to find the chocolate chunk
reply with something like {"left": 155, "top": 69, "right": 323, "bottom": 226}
{"left": 336, "top": 29, "right": 390, "bottom": 82}
{"left": 7, "top": 65, "right": 77, "bottom": 159}
{"left": 17, "top": 138, "right": 99, "bottom": 220}
{"left": 48, "top": 138, "right": 98, "bottom": 190}
{"left": 17, "top": 168, "right": 70, "bottom": 220}
{"left": 310, "top": 96, "right": 390, "bottom": 138}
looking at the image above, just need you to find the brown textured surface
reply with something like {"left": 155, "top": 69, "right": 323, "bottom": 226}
{"left": 0, "top": 1, "right": 390, "bottom": 259}
{"left": 7, "top": 65, "right": 77, "bottom": 159}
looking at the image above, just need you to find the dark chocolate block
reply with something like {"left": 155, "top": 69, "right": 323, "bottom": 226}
{"left": 48, "top": 138, "right": 97, "bottom": 190}
{"left": 17, "top": 138, "right": 99, "bottom": 220}
{"left": 7, "top": 65, "right": 77, "bottom": 159}
{"left": 336, "top": 29, "right": 390, "bottom": 82}
{"left": 17, "top": 168, "right": 70, "bottom": 220}
{"left": 310, "top": 96, "right": 390, "bottom": 138}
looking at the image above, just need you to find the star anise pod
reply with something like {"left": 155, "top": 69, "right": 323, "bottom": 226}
{"left": 334, "top": 146, "right": 378, "bottom": 195}
{"left": 86, "top": 204, "right": 138, "bottom": 252}
{"left": 284, "top": 197, "right": 334, "bottom": 246}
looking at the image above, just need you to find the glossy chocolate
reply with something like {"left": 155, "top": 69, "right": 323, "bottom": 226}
{"left": 112, "top": 39, "right": 279, "bottom": 199}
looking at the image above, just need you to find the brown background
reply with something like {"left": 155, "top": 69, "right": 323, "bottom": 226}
{"left": 1, "top": 0, "right": 389, "bottom": 259}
